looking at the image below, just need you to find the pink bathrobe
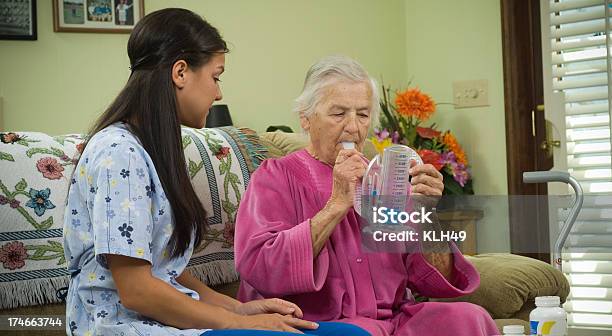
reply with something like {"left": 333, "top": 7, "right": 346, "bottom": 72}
{"left": 235, "top": 149, "right": 499, "bottom": 336}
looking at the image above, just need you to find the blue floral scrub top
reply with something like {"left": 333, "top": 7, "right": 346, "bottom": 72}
{"left": 63, "top": 123, "right": 209, "bottom": 336}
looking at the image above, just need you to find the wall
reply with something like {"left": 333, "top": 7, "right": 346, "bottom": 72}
{"left": 1, "top": 0, "right": 511, "bottom": 252}
{"left": 404, "top": 0, "right": 510, "bottom": 252}
{"left": 0, "top": 0, "right": 407, "bottom": 134}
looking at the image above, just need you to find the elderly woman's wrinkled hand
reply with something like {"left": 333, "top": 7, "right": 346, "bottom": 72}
{"left": 235, "top": 298, "right": 304, "bottom": 318}
{"left": 328, "top": 149, "right": 368, "bottom": 211}
{"left": 409, "top": 161, "right": 444, "bottom": 196}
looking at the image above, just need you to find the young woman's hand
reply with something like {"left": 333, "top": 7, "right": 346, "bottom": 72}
{"left": 233, "top": 313, "right": 318, "bottom": 334}
{"left": 234, "top": 298, "right": 303, "bottom": 318}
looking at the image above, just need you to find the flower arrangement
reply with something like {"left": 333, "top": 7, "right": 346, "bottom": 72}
{"left": 371, "top": 85, "right": 474, "bottom": 195}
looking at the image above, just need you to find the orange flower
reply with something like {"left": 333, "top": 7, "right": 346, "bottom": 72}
{"left": 417, "top": 149, "right": 444, "bottom": 170}
{"left": 394, "top": 88, "right": 436, "bottom": 121}
{"left": 442, "top": 132, "right": 468, "bottom": 165}
{"left": 416, "top": 126, "right": 441, "bottom": 139}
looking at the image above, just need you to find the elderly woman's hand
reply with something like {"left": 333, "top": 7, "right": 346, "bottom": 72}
{"left": 408, "top": 162, "right": 454, "bottom": 280}
{"left": 328, "top": 149, "right": 368, "bottom": 212}
{"left": 409, "top": 161, "right": 444, "bottom": 196}
{"left": 235, "top": 298, "right": 304, "bottom": 318}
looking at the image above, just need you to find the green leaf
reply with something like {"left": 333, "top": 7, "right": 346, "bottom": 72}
{"left": 380, "top": 102, "right": 400, "bottom": 132}
{"left": 25, "top": 147, "right": 65, "bottom": 158}
{"left": 47, "top": 240, "right": 63, "bottom": 250}
{"left": 405, "top": 127, "right": 417, "bottom": 147}
{"left": 463, "top": 179, "right": 474, "bottom": 195}
{"left": 53, "top": 136, "right": 75, "bottom": 146}
{"left": 26, "top": 148, "right": 52, "bottom": 158}
{"left": 16, "top": 140, "right": 30, "bottom": 147}
{"left": 14, "top": 178, "right": 27, "bottom": 191}
{"left": 0, "top": 179, "right": 10, "bottom": 196}
{"left": 50, "top": 147, "right": 65, "bottom": 157}
{"left": 227, "top": 173, "right": 240, "bottom": 184}
{"left": 208, "top": 143, "right": 221, "bottom": 155}
{"left": 443, "top": 177, "right": 463, "bottom": 196}
{"left": 26, "top": 244, "right": 64, "bottom": 261}
{"left": 219, "top": 160, "right": 229, "bottom": 174}
{"left": 53, "top": 136, "right": 66, "bottom": 145}
{"left": 182, "top": 135, "right": 192, "bottom": 149}
{"left": 195, "top": 129, "right": 212, "bottom": 139}
{"left": 221, "top": 200, "right": 237, "bottom": 214}
{"left": 188, "top": 159, "right": 198, "bottom": 178}
{"left": 188, "top": 159, "right": 197, "bottom": 171}
{"left": 0, "top": 152, "right": 15, "bottom": 162}
{"left": 39, "top": 217, "right": 54, "bottom": 230}
{"left": 32, "top": 248, "right": 47, "bottom": 258}
{"left": 420, "top": 139, "right": 433, "bottom": 150}
{"left": 188, "top": 160, "right": 204, "bottom": 179}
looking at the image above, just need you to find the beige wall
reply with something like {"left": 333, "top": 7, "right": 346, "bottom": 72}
{"left": 0, "top": 0, "right": 407, "bottom": 134}
{"left": 404, "top": 0, "right": 508, "bottom": 195}
{"left": 1, "top": 0, "right": 510, "bottom": 251}
{"left": 404, "top": 0, "right": 510, "bottom": 252}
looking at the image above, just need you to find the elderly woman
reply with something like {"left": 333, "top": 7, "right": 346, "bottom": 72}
{"left": 234, "top": 56, "right": 499, "bottom": 336}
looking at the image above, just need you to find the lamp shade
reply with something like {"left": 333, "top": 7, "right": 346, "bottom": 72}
{"left": 206, "top": 104, "right": 233, "bottom": 128}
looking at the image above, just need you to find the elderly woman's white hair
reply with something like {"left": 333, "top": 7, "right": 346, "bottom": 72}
{"left": 294, "top": 55, "right": 379, "bottom": 129}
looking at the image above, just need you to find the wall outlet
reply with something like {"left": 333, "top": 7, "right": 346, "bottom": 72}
{"left": 452, "top": 79, "right": 489, "bottom": 108}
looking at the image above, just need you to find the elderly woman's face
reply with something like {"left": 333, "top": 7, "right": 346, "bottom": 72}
{"left": 301, "top": 81, "right": 372, "bottom": 165}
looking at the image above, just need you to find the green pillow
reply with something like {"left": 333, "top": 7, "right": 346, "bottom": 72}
{"left": 433, "top": 253, "right": 570, "bottom": 319}
{"left": 260, "top": 132, "right": 309, "bottom": 156}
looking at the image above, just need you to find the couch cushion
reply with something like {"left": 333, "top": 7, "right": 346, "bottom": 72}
{"left": 0, "top": 127, "right": 265, "bottom": 309}
{"left": 259, "top": 131, "right": 310, "bottom": 156}
{"left": 432, "top": 253, "right": 570, "bottom": 319}
{"left": 258, "top": 136, "right": 286, "bottom": 159}
{"left": 260, "top": 131, "right": 379, "bottom": 159}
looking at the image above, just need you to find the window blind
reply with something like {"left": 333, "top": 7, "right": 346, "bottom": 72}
{"left": 542, "top": 0, "right": 612, "bottom": 333}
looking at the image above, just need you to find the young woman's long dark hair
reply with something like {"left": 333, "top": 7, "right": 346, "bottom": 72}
{"left": 83, "top": 8, "right": 228, "bottom": 258}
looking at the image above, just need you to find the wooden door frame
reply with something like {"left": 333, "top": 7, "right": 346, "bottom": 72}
{"left": 501, "top": 0, "right": 551, "bottom": 262}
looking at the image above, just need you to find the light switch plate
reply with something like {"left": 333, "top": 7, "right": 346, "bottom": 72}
{"left": 453, "top": 79, "right": 489, "bottom": 108}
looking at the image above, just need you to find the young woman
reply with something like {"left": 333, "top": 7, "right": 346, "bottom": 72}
{"left": 63, "top": 8, "right": 370, "bottom": 336}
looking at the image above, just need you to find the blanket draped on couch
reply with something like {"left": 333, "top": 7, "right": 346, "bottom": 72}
{"left": 0, "top": 127, "right": 265, "bottom": 309}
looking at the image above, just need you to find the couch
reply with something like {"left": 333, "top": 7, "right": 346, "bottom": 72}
{"left": 0, "top": 127, "right": 570, "bottom": 335}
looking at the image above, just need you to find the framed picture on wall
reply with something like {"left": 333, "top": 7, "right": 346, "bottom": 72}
{"left": 52, "top": 0, "right": 144, "bottom": 33}
{"left": 0, "top": 0, "right": 37, "bottom": 40}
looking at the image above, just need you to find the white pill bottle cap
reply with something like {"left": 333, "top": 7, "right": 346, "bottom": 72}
{"left": 502, "top": 324, "right": 525, "bottom": 334}
{"left": 535, "top": 296, "right": 561, "bottom": 307}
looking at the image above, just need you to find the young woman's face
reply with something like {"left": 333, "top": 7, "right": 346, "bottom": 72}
{"left": 175, "top": 53, "right": 225, "bottom": 129}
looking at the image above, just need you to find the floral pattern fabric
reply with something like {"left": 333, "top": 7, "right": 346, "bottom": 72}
{"left": 0, "top": 132, "right": 81, "bottom": 310}
{"left": 0, "top": 125, "right": 265, "bottom": 311}
{"left": 64, "top": 123, "right": 209, "bottom": 336}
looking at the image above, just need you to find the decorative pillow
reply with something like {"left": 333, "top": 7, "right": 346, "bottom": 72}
{"left": 431, "top": 253, "right": 570, "bottom": 319}
{"left": 0, "top": 127, "right": 267, "bottom": 309}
